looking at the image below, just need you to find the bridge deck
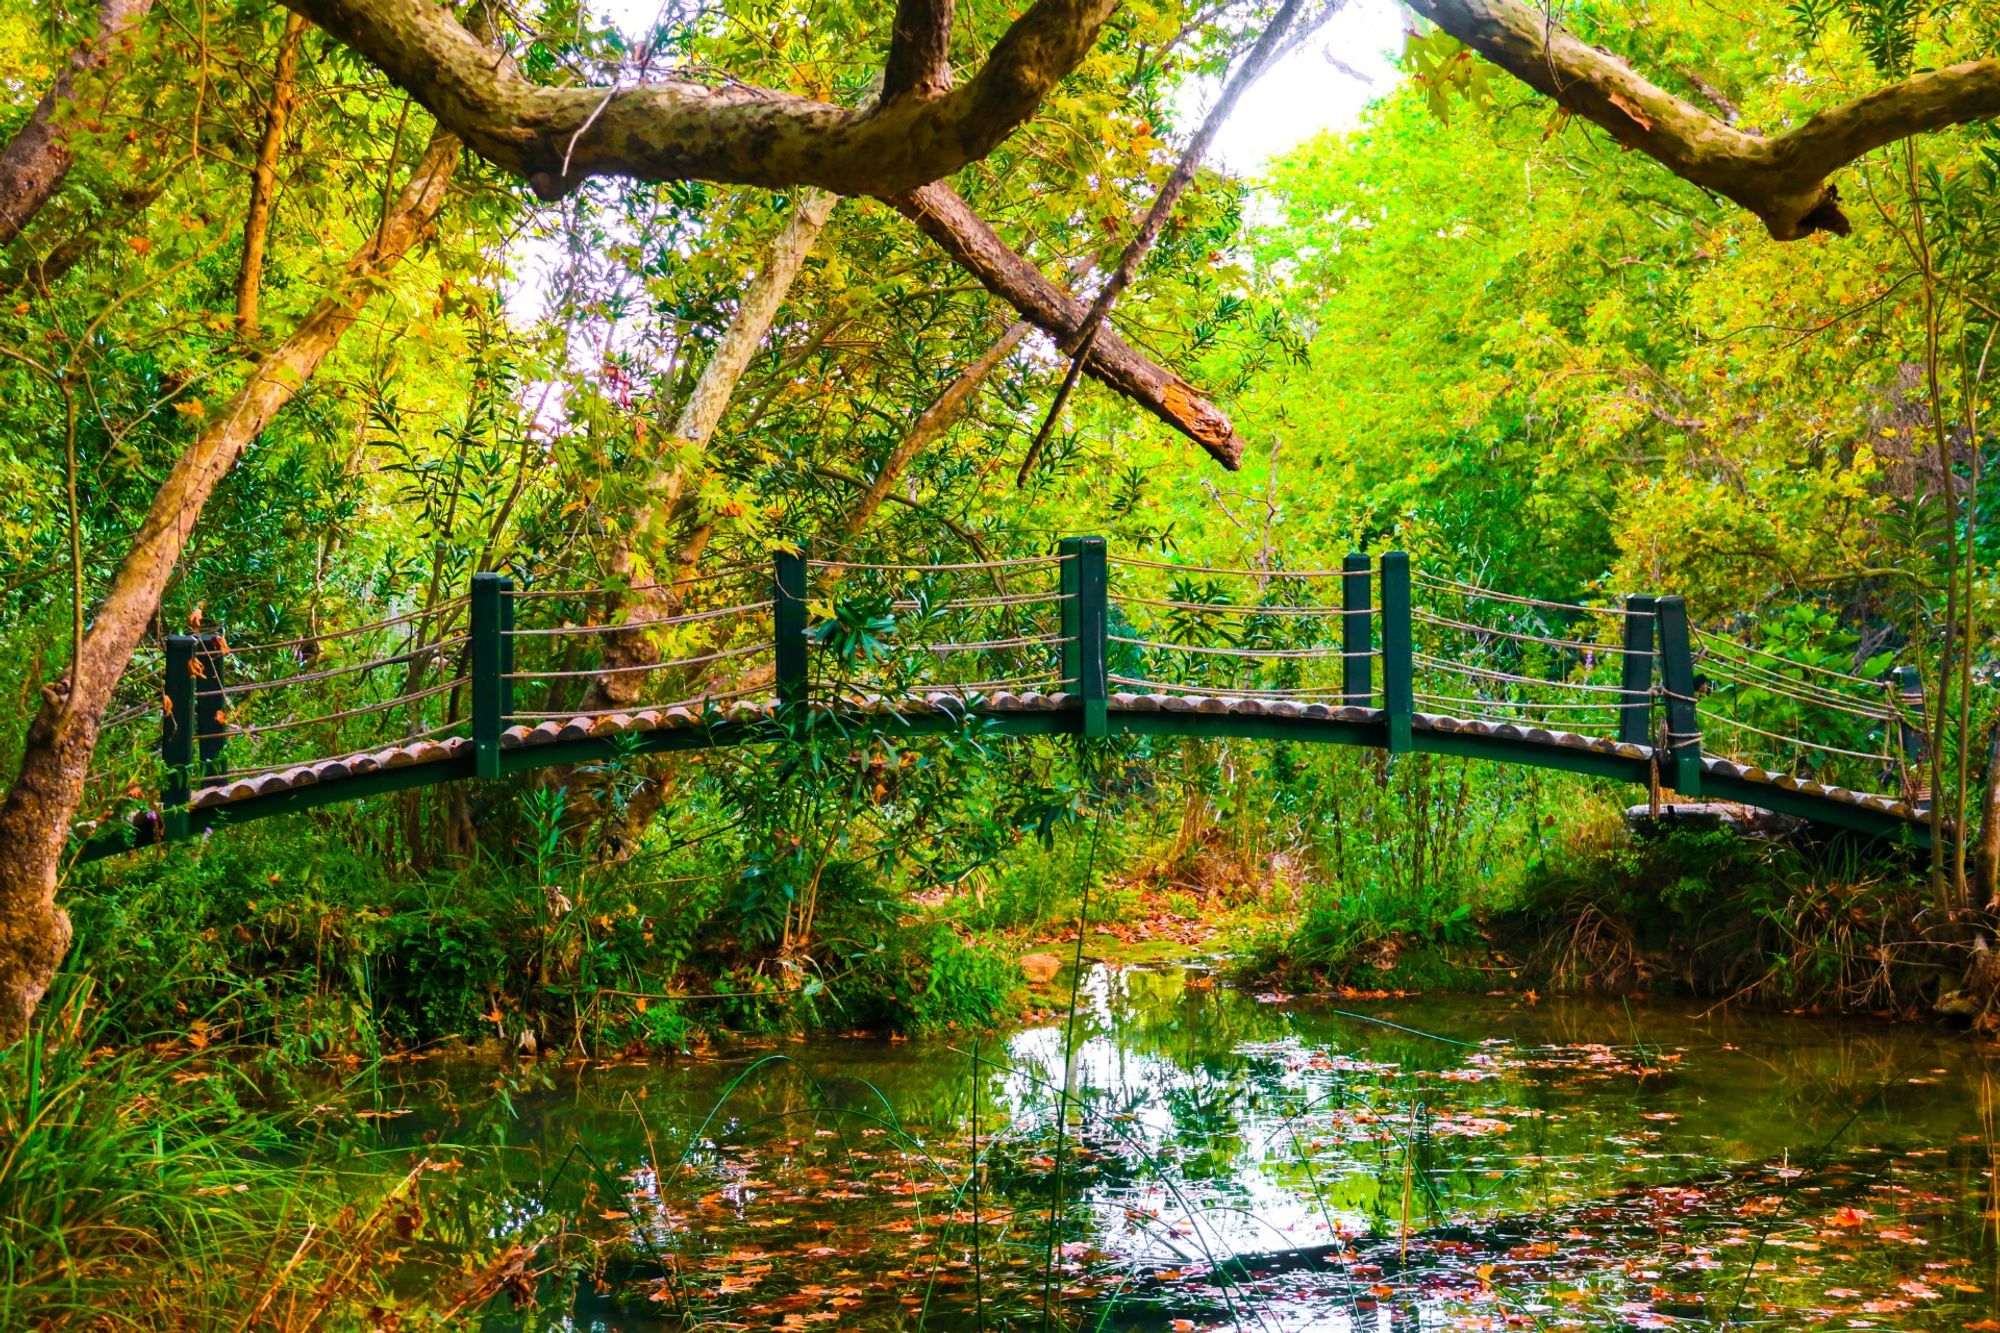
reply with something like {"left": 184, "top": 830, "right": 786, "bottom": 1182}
{"left": 171, "top": 690, "right": 1923, "bottom": 843}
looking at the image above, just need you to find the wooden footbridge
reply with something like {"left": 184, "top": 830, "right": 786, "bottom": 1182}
{"left": 74, "top": 541, "right": 1936, "bottom": 862}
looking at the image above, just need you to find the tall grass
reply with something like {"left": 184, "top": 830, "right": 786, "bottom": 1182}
{"left": 0, "top": 970, "right": 496, "bottom": 1330}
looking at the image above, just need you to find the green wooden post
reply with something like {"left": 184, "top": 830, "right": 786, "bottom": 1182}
{"left": 471, "top": 572, "right": 509, "bottom": 779}
{"left": 1380, "top": 551, "right": 1413, "bottom": 752}
{"left": 1059, "top": 536, "right": 1107, "bottom": 737}
{"left": 162, "top": 634, "right": 196, "bottom": 837}
{"left": 774, "top": 547, "right": 809, "bottom": 711}
{"left": 1619, "top": 595, "right": 1656, "bottom": 747}
{"left": 195, "top": 632, "right": 227, "bottom": 777}
{"left": 499, "top": 573, "right": 516, "bottom": 722}
{"left": 1342, "top": 553, "right": 1372, "bottom": 707}
{"left": 1655, "top": 595, "right": 1701, "bottom": 795}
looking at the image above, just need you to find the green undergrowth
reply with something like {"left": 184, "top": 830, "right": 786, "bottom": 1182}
{"left": 64, "top": 814, "right": 1028, "bottom": 1061}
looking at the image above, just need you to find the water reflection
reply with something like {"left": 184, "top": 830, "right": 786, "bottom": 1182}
{"left": 387, "top": 967, "right": 2000, "bottom": 1330}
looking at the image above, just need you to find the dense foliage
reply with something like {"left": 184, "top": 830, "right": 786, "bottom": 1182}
{"left": 2, "top": 0, "right": 1996, "bottom": 1030}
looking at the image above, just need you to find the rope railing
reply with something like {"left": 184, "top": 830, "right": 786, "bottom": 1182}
{"left": 504, "top": 641, "right": 774, "bottom": 681}
{"left": 1109, "top": 554, "right": 1350, "bottom": 578}
{"left": 510, "top": 684, "right": 771, "bottom": 722}
{"left": 1110, "top": 635, "right": 1370, "bottom": 661}
{"left": 218, "top": 597, "right": 470, "bottom": 656}
{"left": 810, "top": 555, "right": 1064, "bottom": 572}
{"left": 1116, "top": 594, "right": 1368, "bottom": 618}
{"left": 197, "top": 677, "right": 467, "bottom": 742}
{"left": 221, "top": 636, "right": 470, "bottom": 696}
{"left": 80, "top": 542, "right": 1935, "bottom": 862}
{"left": 504, "top": 601, "right": 773, "bottom": 637}
{"left": 1411, "top": 571, "right": 1649, "bottom": 619}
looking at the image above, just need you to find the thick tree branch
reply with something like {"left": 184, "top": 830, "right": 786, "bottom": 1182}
{"left": 1020, "top": 0, "right": 1303, "bottom": 482}
{"left": 237, "top": 13, "right": 309, "bottom": 338}
{"left": 279, "top": 0, "right": 1115, "bottom": 199}
{"left": 0, "top": 0, "right": 156, "bottom": 247}
{"left": 891, "top": 183, "right": 1245, "bottom": 468}
{"left": 883, "top": 0, "right": 955, "bottom": 101}
{"left": 1408, "top": 0, "right": 2000, "bottom": 239}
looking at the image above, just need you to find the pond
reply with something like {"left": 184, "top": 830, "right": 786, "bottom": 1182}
{"left": 372, "top": 967, "right": 2000, "bottom": 1331}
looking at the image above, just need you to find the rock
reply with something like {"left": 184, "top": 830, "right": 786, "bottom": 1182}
{"left": 1622, "top": 801, "right": 1804, "bottom": 840}
{"left": 1019, "top": 952, "right": 1063, "bottom": 984}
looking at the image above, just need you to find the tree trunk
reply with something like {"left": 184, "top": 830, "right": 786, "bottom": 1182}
{"left": 0, "top": 0, "right": 157, "bottom": 247}
{"left": 236, "top": 13, "right": 309, "bottom": 339}
{"left": 1974, "top": 721, "right": 2000, "bottom": 909}
{"left": 0, "top": 130, "right": 461, "bottom": 1045}
{"left": 890, "top": 183, "right": 1245, "bottom": 467}
{"left": 833, "top": 319, "right": 1030, "bottom": 540}
{"left": 584, "top": 187, "right": 841, "bottom": 711}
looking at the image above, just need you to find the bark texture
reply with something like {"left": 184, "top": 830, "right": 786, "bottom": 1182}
{"left": 0, "top": 131, "right": 460, "bottom": 1045}
{"left": 584, "top": 188, "right": 842, "bottom": 711}
{"left": 1974, "top": 720, "right": 2000, "bottom": 909}
{"left": 882, "top": 0, "right": 956, "bottom": 101}
{"left": 1021, "top": 0, "right": 1301, "bottom": 481}
{"left": 279, "top": 0, "right": 1114, "bottom": 199}
{"left": 892, "top": 183, "right": 1245, "bottom": 468}
{"left": 236, "top": 13, "right": 310, "bottom": 338}
{"left": 0, "top": 0, "right": 157, "bottom": 247}
{"left": 1409, "top": 0, "right": 2000, "bottom": 239}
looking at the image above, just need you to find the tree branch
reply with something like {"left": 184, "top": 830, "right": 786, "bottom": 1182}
{"left": 882, "top": 0, "right": 955, "bottom": 101}
{"left": 280, "top": 0, "right": 1116, "bottom": 199}
{"left": 0, "top": 0, "right": 156, "bottom": 247}
{"left": 1019, "top": 0, "right": 1304, "bottom": 483}
{"left": 890, "top": 182, "right": 1245, "bottom": 468}
{"left": 1408, "top": 0, "right": 2000, "bottom": 239}
{"left": 236, "top": 13, "right": 309, "bottom": 338}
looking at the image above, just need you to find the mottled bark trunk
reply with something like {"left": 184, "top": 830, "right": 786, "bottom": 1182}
{"left": 1974, "top": 721, "right": 2000, "bottom": 909}
{"left": 891, "top": 183, "right": 1245, "bottom": 467}
{"left": 584, "top": 187, "right": 840, "bottom": 711}
{"left": 0, "top": 131, "right": 460, "bottom": 1045}
{"left": 236, "top": 13, "right": 309, "bottom": 339}
{"left": 0, "top": 0, "right": 156, "bottom": 247}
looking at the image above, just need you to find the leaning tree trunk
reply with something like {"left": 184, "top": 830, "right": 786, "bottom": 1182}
{"left": 0, "top": 130, "right": 461, "bottom": 1045}
{"left": 0, "top": 0, "right": 157, "bottom": 247}
{"left": 584, "top": 187, "right": 842, "bottom": 712}
{"left": 1973, "top": 720, "right": 2000, "bottom": 909}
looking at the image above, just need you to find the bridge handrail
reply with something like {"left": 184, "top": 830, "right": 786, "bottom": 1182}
{"left": 79, "top": 537, "right": 1938, "bottom": 860}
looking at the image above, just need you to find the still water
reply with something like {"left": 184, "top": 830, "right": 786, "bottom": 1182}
{"left": 381, "top": 967, "right": 2000, "bottom": 1331}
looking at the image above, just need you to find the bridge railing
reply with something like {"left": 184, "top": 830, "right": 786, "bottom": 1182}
{"left": 1686, "top": 627, "right": 1925, "bottom": 802}
{"left": 146, "top": 598, "right": 472, "bottom": 827}
{"left": 796, "top": 550, "right": 1075, "bottom": 707}
{"left": 1100, "top": 550, "right": 1382, "bottom": 723}
{"left": 85, "top": 537, "right": 1943, "bottom": 854}
{"left": 495, "top": 564, "right": 774, "bottom": 721}
{"left": 1407, "top": 569, "right": 1654, "bottom": 746}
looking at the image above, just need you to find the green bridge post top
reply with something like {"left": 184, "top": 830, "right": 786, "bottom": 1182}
{"left": 471, "top": 572, "right": 512, "bottom": 780}
{"left": 1059, "top": 536, "right": 1108, "bottom": 738}
{"left": 1654, "top": 594, "right": 1701, "bottom": 797}
{"left": 775, "top": 547, "right": 810, "bottom": 712}
{"left": 1341, "top": 553, "right": 1371, "bottom": 709}
{"left": 1619, "top": 595, "right": 1656, "bottom": 748}
{"left": 1380, "top": 551, "right": 1413, "bottom": 754}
